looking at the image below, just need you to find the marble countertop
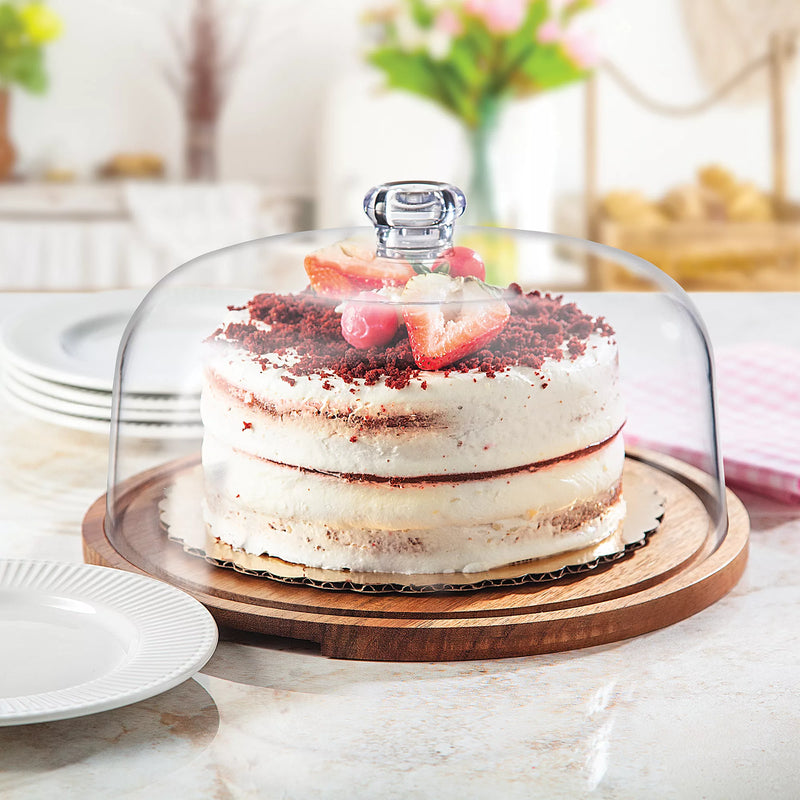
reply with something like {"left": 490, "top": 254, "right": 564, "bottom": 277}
{"left": 1, "top": 292, "right": 799, "bottom": 799}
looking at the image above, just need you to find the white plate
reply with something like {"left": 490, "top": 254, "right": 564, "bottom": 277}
{"left": 4, "top": 362, "right": 201, "bottom": 412}
{"left": 0, "top": 560, "right": 218, "bottom": 726}
{"left": 0, "top": 291, "right": 144, "bottom": 392}
{"left": 0, "top": 291, "right": 220, "bottom": 395}
{"left": 1, "top": 382, "right": 203, "bottom": 440}
{"left": 2, "top": 370, "right": 201, "bottom": 424}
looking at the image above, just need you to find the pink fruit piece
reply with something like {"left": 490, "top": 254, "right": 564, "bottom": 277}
{"left": 305, "top": 240, "right": 415, "bottom": 297}
{"left": 402, "top": 274, "right": 510, "bottom": 370}
{"left": 340, "top": 291, "right": 399, "bottom": 350}
{"left": 433, "top": 246, "right": 486, "bottom": 280}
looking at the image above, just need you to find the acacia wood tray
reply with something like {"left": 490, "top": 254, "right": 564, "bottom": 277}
{"left": 82, "top": 449, "right": 749, "bottom": 661}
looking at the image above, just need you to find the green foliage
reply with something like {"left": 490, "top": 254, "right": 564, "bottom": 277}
{"left": 518, "top": 42, "right": 587, "bottom": 91}
{"left": 0, "top": 2, "right": 61, "bottom": 94}
{"left": 366, "top": 0, "right": 596, "bottom": 130}
{"left": 368, "top": 48, "right": 454, "bottom": 113}
{"left": 408, "top": 0, "right": 436, "bottom": 28}
{"left": 503, "top": 0, "right": 548, "bottom": 66}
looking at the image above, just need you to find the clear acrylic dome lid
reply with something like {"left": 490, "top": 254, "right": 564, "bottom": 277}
{"left": 104, "top": 181, "right": 728, "bottom": 589}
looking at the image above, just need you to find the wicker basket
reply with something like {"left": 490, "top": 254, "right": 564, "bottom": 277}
{"left": 585, "top": 34, "right": 800, "bottom": 291}
{"left": 596, "top": 202, "right": 800, "bottom": 291}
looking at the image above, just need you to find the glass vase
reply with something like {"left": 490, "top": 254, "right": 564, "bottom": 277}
{"left": 463, "top": 106, "right": 518, "bottom": 285}
{"left": 467, "top": 114, "right": 499, "bottom": 226}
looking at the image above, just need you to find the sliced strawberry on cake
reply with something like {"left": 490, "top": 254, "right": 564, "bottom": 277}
{"left": 304, "top": 239, "right": 416, "bottom": 297}
{"left": 401, "top": 273, "right": 510, "bottom": 370}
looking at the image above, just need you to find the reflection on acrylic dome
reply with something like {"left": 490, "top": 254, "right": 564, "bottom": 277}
{"left": 105, "top": 181, "right": 727, "bottom": 592}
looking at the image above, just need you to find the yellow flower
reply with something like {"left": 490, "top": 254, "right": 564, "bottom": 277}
{"left": 19, "top": 3, "right": 62, "bottom": 44}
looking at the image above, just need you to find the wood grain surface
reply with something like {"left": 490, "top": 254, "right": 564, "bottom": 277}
{"left": 82, "top": 450, "right": 749, "bottom": 661}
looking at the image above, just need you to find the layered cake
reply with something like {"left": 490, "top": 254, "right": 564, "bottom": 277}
{"left": 199, "top": 240, "right": 626, "bottom": 575}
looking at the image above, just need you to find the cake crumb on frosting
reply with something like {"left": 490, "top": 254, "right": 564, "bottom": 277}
{"left": 214, "top": 283, "right": 614, "bottom": 390}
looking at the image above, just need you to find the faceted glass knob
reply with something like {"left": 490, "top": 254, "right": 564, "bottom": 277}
{"left": 363, "top": 181, "right": 467, "bottom": 260}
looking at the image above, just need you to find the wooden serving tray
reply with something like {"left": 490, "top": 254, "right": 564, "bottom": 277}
{"left": 82, "top": 449, "right": 749, "bottom": 661}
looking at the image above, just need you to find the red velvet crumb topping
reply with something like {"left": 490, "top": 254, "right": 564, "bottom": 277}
{"left": 214, "top": 284, "right": 614, "bottom": 390}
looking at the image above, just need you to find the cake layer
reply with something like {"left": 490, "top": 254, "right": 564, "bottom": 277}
{"left": 201, "top": 332, "right": 624, "bottom": 478}
{"left": 201, "top": 433, "right": 625, "bottom": 573}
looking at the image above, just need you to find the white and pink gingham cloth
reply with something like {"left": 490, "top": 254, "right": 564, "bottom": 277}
{"left": 625, "top": 343, "right": 800, "bottom": 504}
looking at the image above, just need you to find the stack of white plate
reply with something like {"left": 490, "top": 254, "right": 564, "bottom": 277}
{"left": 0, "top": 292, "right": 204, "bottom": 438}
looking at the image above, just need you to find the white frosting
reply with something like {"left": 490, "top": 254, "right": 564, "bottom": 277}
{"left": 201, "top": 433, "right": 625, "bottom": 573}
{"left": 201, "top": 332, "right": 624, "bottom": 478}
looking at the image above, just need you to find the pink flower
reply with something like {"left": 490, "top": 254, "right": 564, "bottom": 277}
{"left": 436, "top": 7, "right": 462, "bottom": 36}
{"left": 563, "top": 31, "right": 598, "bottom": 68}
{"left": 537, "top": 19, "right": 562, "bottom": 43}
{"left": 464, "top": 0, "right": 528, "bottom": 34}
{"left": 463, "top": 0, "right": 488, "bottom": 16}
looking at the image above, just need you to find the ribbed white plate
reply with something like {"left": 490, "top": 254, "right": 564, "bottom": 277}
{"left": 0, "top": 560, "right": 218, "bottom": 725}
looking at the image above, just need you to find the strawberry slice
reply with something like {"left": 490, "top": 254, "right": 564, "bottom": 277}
{"left": 402, "top": 274, "right": 510, "bottom": 370}
{"left": 304, "top": 239, "right": 415, "bottom": 297}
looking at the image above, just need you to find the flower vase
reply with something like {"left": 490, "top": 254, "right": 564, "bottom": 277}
{"left": 462, "top": 109, "right": 519, "bottom": 285}
{"left": 0, "top": 90, "right": 15, "bottom": 181}
{"left": 467, "top": 115, "right": 498, "bottom": 227}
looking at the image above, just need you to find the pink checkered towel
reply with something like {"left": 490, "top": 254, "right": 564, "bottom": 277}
{"left": 625, "top": 343, "right": 800, "bottom": 504}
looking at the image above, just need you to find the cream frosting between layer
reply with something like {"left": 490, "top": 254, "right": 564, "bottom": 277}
{"left": 201, "top": 434, "right": 625, "bottom": 573}
{"left": 203, "top": 432, "right": 624, "bottom": 527}
{"left": 202, "top": 494, "right": 627, "bottom": 574}
{"left": 201, "top": 332, "right": 624, "bottom": 478}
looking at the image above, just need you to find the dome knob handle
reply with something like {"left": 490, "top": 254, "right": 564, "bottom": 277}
{"left": 363, "top": 181, "right": 466, "bottom": 260}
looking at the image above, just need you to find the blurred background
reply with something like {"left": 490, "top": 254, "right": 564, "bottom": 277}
{"left": 0, "top": 0, "right": 798, "bottom": 291}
